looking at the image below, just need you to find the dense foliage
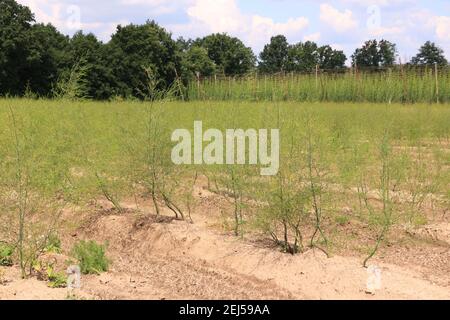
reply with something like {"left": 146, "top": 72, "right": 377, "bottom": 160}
{"left": 411, "top": 41, "right": 448, "bottom": 66}
{"left": 351, "top": 39, "right": 397, "bottom": 67}
{"left": 259, "top": 36, "right": 346, "bottom": 73}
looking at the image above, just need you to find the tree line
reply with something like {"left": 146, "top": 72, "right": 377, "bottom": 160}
{"left": 1, "top": 0, "right": 448, "bottom": 100}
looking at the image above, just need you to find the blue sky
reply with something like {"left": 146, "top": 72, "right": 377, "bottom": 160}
{"left": 18, "top": 0, "right": 450, "bottom": 62}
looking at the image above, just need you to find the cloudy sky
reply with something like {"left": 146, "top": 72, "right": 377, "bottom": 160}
{"left": 17, "top": 0, "right": 450, "bottom": 62}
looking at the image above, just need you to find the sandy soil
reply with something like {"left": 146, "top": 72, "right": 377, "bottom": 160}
{"left": 1, "top": 181, "right": 449, "bottom": 300}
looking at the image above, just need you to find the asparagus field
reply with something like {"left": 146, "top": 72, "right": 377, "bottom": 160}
{"left": 0, "top": 98, "right": 449, "bottom": 299}
{"left": 188, "top": 68, "right": 450, "bottom": 103}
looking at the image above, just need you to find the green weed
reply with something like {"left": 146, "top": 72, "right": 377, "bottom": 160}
{"left": 70, "top": 240, "right": 109, "bottom": 275}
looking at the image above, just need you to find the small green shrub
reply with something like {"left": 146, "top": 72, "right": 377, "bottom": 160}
{"left": 71, "top": 240, "right": 109, "bottom": 274}
{"left": 0, "top": 243, "right": 14, "bottom": 267}
{"left": 47, "top": 265, "right": 67, "bottom": 288}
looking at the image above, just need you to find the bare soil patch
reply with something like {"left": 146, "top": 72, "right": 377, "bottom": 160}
{"left": 1, "top": 181, "right": 449, "bottom": 300}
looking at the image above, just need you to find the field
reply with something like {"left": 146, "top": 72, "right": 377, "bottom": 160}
{"left": 0, "top": 98, "right": 449, "bottom": 299}
{"left": 188, "top": 68, "right": 450, "bottom": 103}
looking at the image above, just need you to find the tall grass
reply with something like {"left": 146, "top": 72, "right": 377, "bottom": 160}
{"left": 188, "top": 67, "right": 450, "bottom": 103}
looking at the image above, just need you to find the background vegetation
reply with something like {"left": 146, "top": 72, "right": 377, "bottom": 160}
{"left": 188, "top": 66, "right": 450, "bottom": 103}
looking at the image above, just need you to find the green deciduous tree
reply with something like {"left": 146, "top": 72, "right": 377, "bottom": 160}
{"left": 0, "top": 1, "right": 70, "bottom": 97}
{"left": 25, "top": 24, "right": 69, "bottom": 97}
{"left": 317, "top": 45, "right": 347, "bottom": 70}
{"left": 411, "top": 41, "right": 448, "bottom": 66}
{"left": 352, "top": 39, "right": 397, "bottom": 68}
{"left": 258, "top": 35, "right": 290, "bottom": 73}
{"left": 108, "top": 20, "right": 183, "bottom": 99}
{"left": 194, "top": 33, "right": 256, "bottom": 76}
{"left": 66, "top": 31, "right": 116, "bottom": 99}
{"left": 286, "top": 41, "right": 319, "bottom": 72}
{"left": 184, "top": 46, "right": 216, "bottom": 78}
{"left": 259, "top": 39, "right": 347, "bottom": 73}
{"left": 0, "top": 0, "right": 35, "bottom": 95}
{"left": 176, "top": 36, "right": 193, "bottom": 52}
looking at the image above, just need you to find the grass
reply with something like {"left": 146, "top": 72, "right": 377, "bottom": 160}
{"left": 0, "top": 242, "right": 14, "bottom": 267}
{"left": 0, "top": 98, "right": 448, "bottom": 266}
{"left": 70, "top": 240, "right": 109, "bottom": 275}
{"left": 46, "top": 265, "right": 68, "bottom": 288}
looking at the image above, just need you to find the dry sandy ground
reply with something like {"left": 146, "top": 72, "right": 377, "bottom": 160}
{"left": 1, "top": 183, "right": 449, "bottom": 300}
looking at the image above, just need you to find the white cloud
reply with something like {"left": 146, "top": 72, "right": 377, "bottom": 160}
{"left": 186, "top": 0, "right": 242, "bottom": 33}
{"left": 121, "top": 0, "right": 171, "bottom": 5}
{"left": 400, "top": 10, "right": 450, "bottom": 44}
{"left": 330, "top": 43, "right": 345, "bottom": 51}
{"left": 119, "top": 0, "right": 189, "bottom": 15}
{"left": 248, "top": 15, "right": 309, "bottom": 48}
{"left": 368, "top": 26, "right": 404, "bottom": 37}
{"left": 18, "top": 0, "right": 63, "bottom": 28}
{"left": 17, "top": 0, "right": 129, "bottom": 41}
{"left": 435, "top": 16, "right": 450, "bottom": 41}
{"left": 320, "top": 3, "right": 358, "bottom": 33}
{"left": 175, "top": 0, "right": 309, "bottom": 52}
{"left": 303, "top": 32, "right": 321, "bottom": 42}
{"left": 339, "top": 0, "right": 415, "bottom": 7}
